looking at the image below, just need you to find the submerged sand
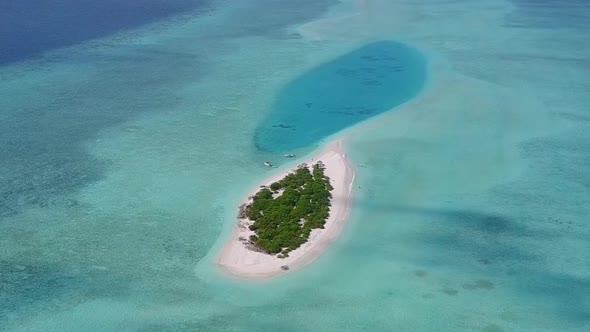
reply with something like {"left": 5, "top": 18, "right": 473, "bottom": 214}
{"left": 218, "top": 140, "right": 355, "bottom": 280}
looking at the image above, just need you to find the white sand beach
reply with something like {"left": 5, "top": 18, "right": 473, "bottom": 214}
{"left": 218, "top": 140, "right": 355, "bottom": 280}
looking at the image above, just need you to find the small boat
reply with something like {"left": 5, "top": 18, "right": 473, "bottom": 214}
{"left": 284, "top": 154, "right": 296, "bottom": 158}
{"left": 264, "top": 161, "right": 273, "bottom": 167}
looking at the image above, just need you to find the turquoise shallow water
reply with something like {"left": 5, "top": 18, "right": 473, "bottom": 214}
{"left": 254, "top": 41, "right": 426, "bottom": 152}
{"left": 1, "top": 0, "right": 589, "bottom": 331}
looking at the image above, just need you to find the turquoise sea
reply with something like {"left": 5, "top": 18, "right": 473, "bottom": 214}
{"left": 1, "top": 0, "right": 589, "bottom": 331}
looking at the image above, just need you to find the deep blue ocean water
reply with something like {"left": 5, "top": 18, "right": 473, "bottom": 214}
{"left": 0, "top": 0, "right": 212, "bottom": 65}
{"left": 254, "top": 41, "right": 426, "bottom": 152}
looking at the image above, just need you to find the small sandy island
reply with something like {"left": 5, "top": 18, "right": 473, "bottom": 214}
{"left": 218, "top": 140, "right": 355, "bottom": 280}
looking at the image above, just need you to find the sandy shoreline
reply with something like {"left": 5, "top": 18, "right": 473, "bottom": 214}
{"left": 217, "top": 140, "right": 355, "bottom": 280}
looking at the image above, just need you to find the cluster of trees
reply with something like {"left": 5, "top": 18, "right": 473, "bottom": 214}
{"left": 245, "top": 163, "right": 334, "bottom": 257}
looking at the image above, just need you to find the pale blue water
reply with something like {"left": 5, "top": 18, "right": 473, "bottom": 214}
{"left": 1, "top": 0, "right": 589, "bottom": 331}
{"left": 255, "top": 41, "right": 426, "bottom": 152}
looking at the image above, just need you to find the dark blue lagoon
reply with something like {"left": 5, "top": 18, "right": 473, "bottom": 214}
{"left": 254, "top": 41, "right": 427, "bottom": 152}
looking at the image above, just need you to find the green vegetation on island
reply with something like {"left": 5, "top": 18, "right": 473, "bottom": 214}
{"left": 243, "top": 162, "right": 333, "bottom": 257}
